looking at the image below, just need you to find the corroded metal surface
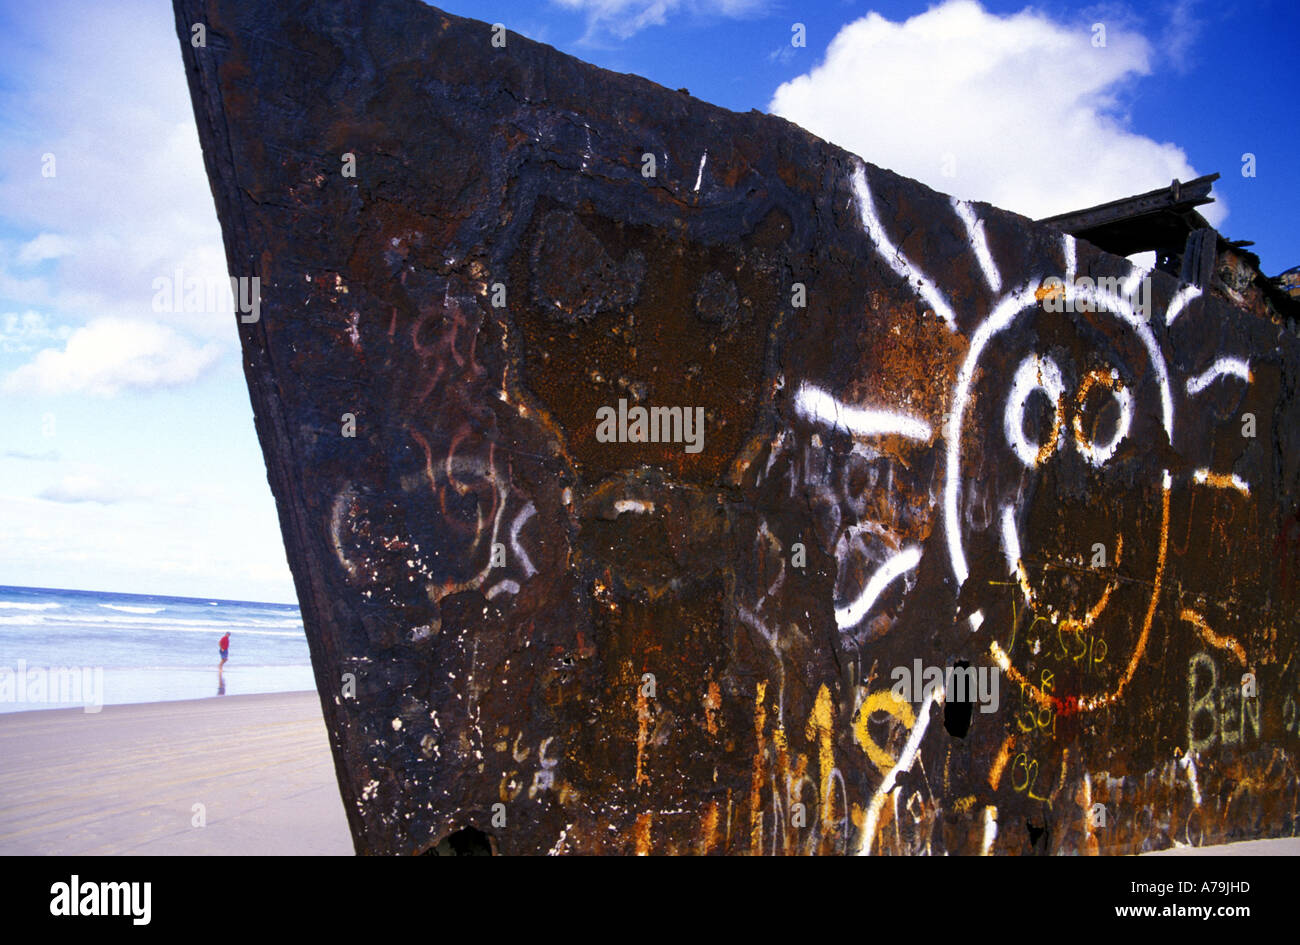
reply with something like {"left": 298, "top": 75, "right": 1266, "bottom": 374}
{"left": 175, "top": 0, "right": 1300, "bottom": 854}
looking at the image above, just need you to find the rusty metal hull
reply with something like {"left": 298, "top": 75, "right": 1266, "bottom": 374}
{"left": 174, "top": 0, "right": 1300, "bottom": 854}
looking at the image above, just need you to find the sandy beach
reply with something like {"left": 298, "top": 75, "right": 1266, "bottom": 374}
{"left": 0, "top": 691, "right": 352, "bottom": 855}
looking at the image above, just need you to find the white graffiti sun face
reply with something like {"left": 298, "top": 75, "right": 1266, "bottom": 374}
{"left": 950, "top": 293, "right": 1172, "bottom": 712}
{"left": 847, "top": 161, "right": 1183, "bottom": 714}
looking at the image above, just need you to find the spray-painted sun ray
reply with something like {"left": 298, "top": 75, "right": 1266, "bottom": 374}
{"left": 850, "top": 163, "right": 956, "bottom": 330}
{"left": 1122, "top": 261, "right": 1153, "bottom": 300}
{"left": 1165, "top": 284, "right": 1202, "bottom": 326}
{"left": 793, "top": 382, "right": 932, "bottom": 441}
{"left": 1063, "top": 233, "right": 1077, "bottom": 289}
{"left": 1186, "top": 357, "right": 1252, "bottom": 395}
{"left": 953, "top": 197, "right": 1001, "bottom": 294}
{"left": 834, "top": 546, "right": 923, "bottom": 630}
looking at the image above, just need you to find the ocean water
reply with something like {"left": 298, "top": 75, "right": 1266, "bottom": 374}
{"left": 0, "top": 585, "right": 315, "bottom": 713}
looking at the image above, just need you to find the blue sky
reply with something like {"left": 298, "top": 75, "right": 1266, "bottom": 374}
{"left": 0, "top": 0, "right": 1295, "bottom": 603}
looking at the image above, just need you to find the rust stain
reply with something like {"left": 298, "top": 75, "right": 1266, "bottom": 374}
{"left": 704, "top": 679, "right": 721, "bottom": 735}
{"left": 750, "top": 680, "right": 767, "bottom": 855}
{"left": 1181, "top": 609, "right": 1248, "bottom": 666}
{"left": 989, "top": 735, "right": 1016, "bottom": 792}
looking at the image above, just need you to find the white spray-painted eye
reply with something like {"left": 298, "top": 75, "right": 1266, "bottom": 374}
{"left": 1072, "top": 368, "right": 1133, "bottom": 466}
{"left": 1005, "top": 354, "right": 1066, "bottom": 467}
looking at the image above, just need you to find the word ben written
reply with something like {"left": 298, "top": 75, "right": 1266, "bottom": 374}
{"left": 595, "top": 399, "right": 705, "bottom": 454}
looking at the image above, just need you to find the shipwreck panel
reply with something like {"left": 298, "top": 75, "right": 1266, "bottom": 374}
{"left": 174, "top": 0, "right": 1300, "bottom": 854}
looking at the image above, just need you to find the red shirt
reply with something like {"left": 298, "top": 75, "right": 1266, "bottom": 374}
{"left": 219, "top": 633, "right": 230, "bottom": 650}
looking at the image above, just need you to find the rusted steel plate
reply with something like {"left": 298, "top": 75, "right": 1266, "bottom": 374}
{"left": 174, "top": 0, "right": 1300, "bottom": 854}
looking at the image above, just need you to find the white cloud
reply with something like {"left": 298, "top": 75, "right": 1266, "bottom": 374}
{"left": 0, "top": 0, "right": 240, "bottom": 345}
{"left": 551, "top": 0, "right": 767, "bottom": 40}
{"left": 38, "top": 473, "right": 147, "bottom": 505}
{"left": 768, "top": 44, "right": 797, "bottom": 65}
{"left": 3, "top": 317, "right": 221, "bottom": 397}
{"left": 0, "top": 2, "right": 294, "bottom": 603}
{"left": 1159, "top": 0, "right": 1203, "bottom": 70}
{"left": 33, "top": 467, "right": 237, "bottom": 507}
{"left": 16, "top": 233, "right": 74, "bottom": 265}
{"left": 769, "top": 0, "right": 1224, "bottom": 226}
{"left": 2, "top": 449, "right": 60, "bottom": 462}
{"left": 0, "top": 310, "right": 70, "bottom": 353}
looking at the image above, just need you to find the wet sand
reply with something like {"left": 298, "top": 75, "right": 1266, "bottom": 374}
{"left": 0, "top": 691, "right": 352, "bottom": 855}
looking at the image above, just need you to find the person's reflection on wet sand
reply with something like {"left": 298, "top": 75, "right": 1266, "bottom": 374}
{"left": 217, "top": 666, "right": 226, "bottom": 696}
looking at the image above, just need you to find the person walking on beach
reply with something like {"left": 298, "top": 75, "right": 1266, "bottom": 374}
{"left": 218, "top": 632, "right": 230, "bottom": 669}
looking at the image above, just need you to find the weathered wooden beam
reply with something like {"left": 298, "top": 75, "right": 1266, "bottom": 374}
{"left": 1039, "top": 173, "right": 1220, "bottom": 234}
